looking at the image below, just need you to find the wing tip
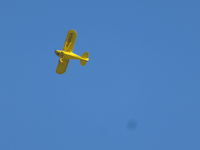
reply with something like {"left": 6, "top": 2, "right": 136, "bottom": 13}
{"left": 68, "top": 29, "right": 77, "bottom": 34}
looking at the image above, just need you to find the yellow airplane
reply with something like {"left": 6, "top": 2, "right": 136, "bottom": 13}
{"left": 55, "top": 30, "right": 89, "bottom": 74}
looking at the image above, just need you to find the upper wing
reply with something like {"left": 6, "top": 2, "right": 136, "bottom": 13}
{"left": 63, "top": 30, "right": 77, "bottom": 52}
{"left": 56, "top": 59, "right": 69, "bottom": 74}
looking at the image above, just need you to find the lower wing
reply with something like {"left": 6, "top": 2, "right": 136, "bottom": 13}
{"left": 56, "top": 59, "right": 69, "bottom": 74}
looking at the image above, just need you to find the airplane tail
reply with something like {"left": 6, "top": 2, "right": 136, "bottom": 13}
{"left": 80, "top": 52, "right": 89, "bottom": 66}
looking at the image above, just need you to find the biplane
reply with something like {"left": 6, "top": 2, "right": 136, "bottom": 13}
{"left": 55, "top": 30, "right": 89, "bottom": 74}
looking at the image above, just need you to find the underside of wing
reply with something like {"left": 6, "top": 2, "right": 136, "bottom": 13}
{"left": 63, "top": 30, "right": 77, "bottom": 52}
{"left": 56, "top": 59, "right": 69, "bottom": 74}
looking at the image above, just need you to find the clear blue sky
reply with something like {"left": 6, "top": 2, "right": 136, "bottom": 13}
{"left": 0, "top": 0, "right": 200, "bottom": 150}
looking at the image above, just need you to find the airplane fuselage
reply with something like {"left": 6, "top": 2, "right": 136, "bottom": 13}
{"left": 55, "top": 50, "right": 88, "bottom": 61}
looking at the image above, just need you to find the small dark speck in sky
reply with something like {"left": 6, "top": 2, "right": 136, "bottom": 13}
{"left": 127, "top": 119, "right": 137, "bottom": 130}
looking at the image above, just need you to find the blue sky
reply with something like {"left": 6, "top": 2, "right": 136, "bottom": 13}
{"left": 0, "top": 0, "right": 200, "bottom": 150}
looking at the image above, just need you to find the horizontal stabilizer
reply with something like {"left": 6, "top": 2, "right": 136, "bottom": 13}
{"left": 80, "top": 60, "right": 87, "bottom": 66}
{"left": 80, "top": 52, "right": 89, "bottom": 66}
{"left": 82, "top": 52, "right": 89, "bottom": 59}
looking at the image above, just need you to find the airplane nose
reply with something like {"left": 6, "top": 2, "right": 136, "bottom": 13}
{"left": 55, "top": 50, "right": 59, "bottom": 56}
